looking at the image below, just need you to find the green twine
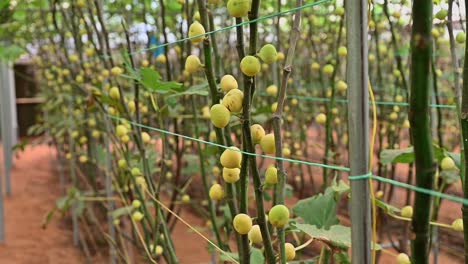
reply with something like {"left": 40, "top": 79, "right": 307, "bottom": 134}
{"left": 348, "top": 172, "right": 468, "bottom": 206}
{"left": 348, "top": 172, "right": 372, "bottom": 180}
{"left": 285, "top": 95, "right": 456, "bottom": 109}
{"left": 107, "top": 114, "right": 349, "bottom": 172}
{"left": 110, "top": 113, "right": 468, "bottom": 205}
{"left": 108, "top": 114, "right": 468, "bottom": 206}
{"left": 83, "top": 0, "right": 331, "bottom": 63}
{"left": 79, "top": 0, "right": 465, "bottom": 207}
{"left": 371, "top": 175, "right": 468, "bottom": 206}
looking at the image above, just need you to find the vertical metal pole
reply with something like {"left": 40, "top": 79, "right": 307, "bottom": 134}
{"left": 0, "top": 62, "right": 17, "bottom": 196}
{"left": 68, "top": 104, "right": 79, "bottom": 246}
{"left": 104, "top": 116, "right": 116, "bottom": 264}
{"left": 0, "top": 62, "right": 10, "bottom": 242}
{"left": 346, "top": 2, "right": 371, "bottom": 264}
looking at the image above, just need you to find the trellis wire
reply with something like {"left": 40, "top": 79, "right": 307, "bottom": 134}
{"left": 284, "top": 95, "right": 457, "bottom": 109}
{"left": 81, "top": 0, "right": 331, "bottom": 63}
{"left": 106, "top": 114, "right": 468, "bottom": 207}
{"left": 29, "top": 0, "right": 467, "bottom": 260}
{"left": 39, "top": 0, "right": 463, "bottom": 224}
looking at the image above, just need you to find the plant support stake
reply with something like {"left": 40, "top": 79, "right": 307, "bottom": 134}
{"left": 409, "top": 1, "right": 435, "bottom": 263}
{"left": 460, "top": 0, "right": 468, "bottom": 262}
{"left": 346, "top": 1, "right": 371, "bottom": 263}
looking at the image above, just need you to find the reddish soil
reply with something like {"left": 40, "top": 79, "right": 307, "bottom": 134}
{"left": 0, "top": 145, "right": 212, "bottom": 264}
{"left": 0, "top": 141, "right": 465, "bottom": 263}
{"left": 0, "top": 145, "right": 86, "bottom": 263}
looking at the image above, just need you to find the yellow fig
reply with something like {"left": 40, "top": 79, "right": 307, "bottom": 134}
{"left": 396, "top": 253, "right": 411, "bottom": 264}
{"left": 258, "top": 44, "right": 278, "bottom": 64}
{"left": 156, "top": 54, "right": 167, "bottom": 64}
{"left": 260, "top": 133, "right": 275, "bottom": 154}
{"left": 222, "top": 89, "right": 244, "bottom": 112}
{"left": 248, "top": 225, "right": 263, "bottom": 244}
{"left": 337, "top": 80, "right": 347, "bottom": 92}
{"left": 271, "top": 102, "right": 278, "bottom": 113}
{"left": 315, "top": 113, "right": 327, "bottom": 125}
{"left": 266, "top": 85, "right": 278, "bottom": 96}
{"left": 185, "top": 55, "right": 203, "bottom": 74}
{"left": 285, "top": 243, "right": 296, "bottom": 261}
{"left": 240, "top": 55, "right": 261, "bottom": 77}
{"left": 220, "top": 74, "right": 238, "bottom": 92}
{"left": 250, "top": 124, "right": 265, "bottom": 144}
{"left": 323, "top": 64, "right": 334, "bottom": 75}
{"left": 233, "top": 213, "right": 252, "bottom": 234}
{"left": 265, "top": 166, "right": 278, "bottom": 184}
{"left": 209, "top": 184, "right": 224, "bottom": 200}
{"left": 452, "top": 218, "right": 464, "bottom": 231}
{"left": 210, "top": 104, "right": 230, "bottom": 128}
{"left": 441, "top": 156, "right": 457, "bottom": 171}
{"left": 220, "top": 146, "right": 242, "bottom": 168}
{"left": 188, "top": 21, "right": 205, "bottom": 44}
{"left": 223, "top": 167, "right": 240, "bottom": 183}
{"left": 337, "top": 46, "right": 347, "bottom": 57}
{"left": 277, "top": 52, "right": 285, "bottom": 61}
{"left": 227, "top": 0, "right": 250, "bottom": 18}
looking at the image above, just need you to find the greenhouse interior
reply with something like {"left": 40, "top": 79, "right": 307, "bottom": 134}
{"left": 1, "top": 0, "right": 468, "bottom": 263}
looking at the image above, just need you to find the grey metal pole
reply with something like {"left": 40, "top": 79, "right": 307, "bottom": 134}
{"left": 104, "top": 116, "right": 116, "bottom": 264}
{"left": 346, "top": 2, "right": 371, "bottom": 264}
{"left": 68, "top": 104, "right": 79, "bottom": 246}
{"left": 0, "top": 62, "right": 17, "bottom": 196}
{"left": 0, "top": 62, "right": 8, "bottom": 242}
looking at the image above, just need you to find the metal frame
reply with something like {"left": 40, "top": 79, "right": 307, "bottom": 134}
{"left": 0, "top": 61, "right": 19, "bottom": 242}
{"left": 346, "top": 2, "right": 372, "bottom": 263}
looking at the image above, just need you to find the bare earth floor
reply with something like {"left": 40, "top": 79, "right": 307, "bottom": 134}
{"left": 0, "top": 145, "right": 86, "bottom": 264}
{"left": 0, "top": 144, "right": 464, "bottom": 263}
{"left": 0, "top": 145, "right": 212, "bottom": 264}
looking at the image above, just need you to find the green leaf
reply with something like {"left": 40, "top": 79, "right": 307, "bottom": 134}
{"left": 75, "top": 199, "right": 86, "bottom": 217}
{"left": 328, "top": 177, "right": 350, "bottom": 196}
{"left": 180, "top": 82, "right": 209, "bottom": 96}
{"left": 219, "top": 251, "right": 239, "bottom": 262}
{"left": 334, "top": 252, "right": 351, "bottom": 264}
{"left": 285, "top": 184, "right": 294, "bottom": 198}
{"left": 110, "top": 205, "right": 134, "bottom": 219}
{"left": 181, "top": 154, "right": 201, "bottom": 175}
{"left": 295, "top": 223, "right": 351, "bottom": 249}
{"left": 0, "top": 45, "right": 25, "bottom": 61}
{"left": 433, "top": 144, "right": 446, "bottom": 161}
{"left": 380, "top": 147, "right": 414, "bottom": 165}
{"left": 42, "top": 209, "right": 56, "bottom": 229}
{"left": 56, "top": 196, "right": 71, "bottom": 211}
{"left": 165, "top": 96, "right": 178, "bottom": 107}
{"left": 440, "top": 170, "right": 459, "bottom": 185}
{"left": 250, "top": 248, "right": 264, "bottom": 263}
{"left": 292, "top": 192, "right": 339, "bottom": 228}
{"left": 447, "top": 152, "right": 461, "bottom": 168}
{"left": 263, "top": 190, "right": 272, "bottom": 201}
{"left": 154, "top": 80, "right": 184, "bottom": 93}
{"left": 12, "top": 139, "right": 28, "bottom": 153}
{"left": 121, "top": 52, "right": 139, "bottom": 78}
{"left": 94, "top": 144, "right": 107, "bottom": 169}
{"left": 140, "top": 67, "right": 162, "bottom": 90}
{"left": 374, "top": 198, "right": 400, "bottom": 214}
{"left": 139, "top": 67, "right": 183, "bottom": 94}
